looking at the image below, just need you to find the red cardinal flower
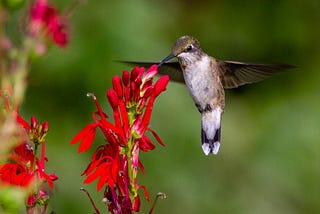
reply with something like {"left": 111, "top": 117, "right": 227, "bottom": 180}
{"left": 0, "top": 115, "right": 58, "bottom": 188}
{"left": 71, "top": 65, "right": 169, "bottom": 213}
{"left": 0, "top": 114, "right": 58, "bottom": 213}
{"left": 29, "top": 0, "right": 69, "bottom": 47}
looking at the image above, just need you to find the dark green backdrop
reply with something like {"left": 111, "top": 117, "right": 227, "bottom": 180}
{"left": 19, "top": 0, "right": 320, "bottom": 213}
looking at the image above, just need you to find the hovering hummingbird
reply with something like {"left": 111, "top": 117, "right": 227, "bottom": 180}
{"left": 124, "top": 35, "right": 293, "bottom": 155}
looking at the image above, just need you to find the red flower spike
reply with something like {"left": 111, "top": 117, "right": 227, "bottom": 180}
{"left": 71, "top": 65, "right": 169, "bottom": 212}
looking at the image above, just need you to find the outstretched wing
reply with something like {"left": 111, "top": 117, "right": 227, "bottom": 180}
{"left": 217, "top": 60, "right": 295, "bottom": 89}
{"left": 121, "top": 61, "right": 185, "bottom": 83}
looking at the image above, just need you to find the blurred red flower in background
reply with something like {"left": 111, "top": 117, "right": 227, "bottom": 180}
{"left": 0, "top": 114, "right": 58, "bottom": 213}
{"left": 29, "top": 0, "right": 68, "bottom": 46}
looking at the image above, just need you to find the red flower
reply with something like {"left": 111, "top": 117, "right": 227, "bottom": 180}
{"left": 26, "top": 190, "right": 50, "bottom": 214}
{"left": 71, "top": 65, "right": 169, "bottom": 213}
{"left": 0, "top": 142, "right": 57, "bottom": 188}
{"left": 29, "top": 0, "right": 69, "bottom": 46}
{"left": 82, "top": 144, "right": 121, "bottom": 191}
{"left": 0, "top": 115, "right": 58, "bottom": 189}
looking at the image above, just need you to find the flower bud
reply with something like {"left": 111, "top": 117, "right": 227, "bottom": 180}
{"left": 31, "top": 116, "right": 37, "bottom": 129}
{"left": 42, "top": 122, "right": 49, "bottom": 133}
{"left": 122, "top": 70, "right": 130, "bottom": 86}
{"left": 131, "top": 67, "right": 143, "bottom": 82}
{"left": 112, "top": 76, "right": 123, "bottom": 98}
{"left": 153, "top": 75, "right": 169, "bottom": 97}
{"left": 107, "top": 89, "right": 119, "bottom": 109}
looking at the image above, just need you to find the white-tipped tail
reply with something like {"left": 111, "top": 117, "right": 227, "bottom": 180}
{"left": 201, "top": 107, "right": 222, "bottom": 155}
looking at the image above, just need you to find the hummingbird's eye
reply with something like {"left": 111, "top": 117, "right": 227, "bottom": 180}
{"left": 186, "top": 45, "right": 193, "bottom": 52}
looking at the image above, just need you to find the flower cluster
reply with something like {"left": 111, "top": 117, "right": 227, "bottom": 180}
{"left": 0, "top": 114, "right": 58, "bottom": 213}
{"left": 29, "top": 0, "right": 69, "bottom": 47}
{"left": 1, "top": 0, "right": 73, "bottom": 213}
{"left": 71, "top": 65, "right": 169, "bottom": 213}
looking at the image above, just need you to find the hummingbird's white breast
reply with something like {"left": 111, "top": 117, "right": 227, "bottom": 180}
{"left": 180, "top": 54, "right": 219, "bottom": 108}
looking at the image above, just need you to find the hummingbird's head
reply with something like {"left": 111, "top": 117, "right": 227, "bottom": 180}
{"left": 159, "top": 35, "right": 202, "bottom": 66}
{"left": 172, "top": 35, "right": 201, "bottom": 56}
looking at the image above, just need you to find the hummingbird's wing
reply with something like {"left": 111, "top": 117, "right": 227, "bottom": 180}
{"left": 217, "top": 60, "right": 294, "bottom": 89}
{"left": 120, "top": 61, "right": 185, "bottom": 83}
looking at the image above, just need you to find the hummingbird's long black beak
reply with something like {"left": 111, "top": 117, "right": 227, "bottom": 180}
{"left": 158, "top": 53, "right": 175, "bottom": 67}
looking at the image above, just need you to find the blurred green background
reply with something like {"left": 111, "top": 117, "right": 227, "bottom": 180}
{"left": 17, "top": 0, "right": 320, "bottom": 213}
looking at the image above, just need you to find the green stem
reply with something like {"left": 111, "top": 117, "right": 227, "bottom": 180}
{"left": 32, "top": 140, "right": 38, "bottom": 173}
{"left": 11, "top": 38, "right": 33, "bottom": 108}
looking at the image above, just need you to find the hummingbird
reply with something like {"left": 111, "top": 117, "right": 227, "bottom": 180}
{"left": 124, "top": 35, "right": 293, "bottom": 155}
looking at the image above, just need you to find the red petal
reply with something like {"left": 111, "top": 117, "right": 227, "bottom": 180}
{"left": 136, "top": 97, "right": 155, "bottom": 135}
{"left": 138, "top": 185, "right": 150, "bottom": 201}
{"left": 148, "top": 128, "right": 166, "bottom": 147}
{"left": 39, "top": 171, "right": 55, "bottom": 189}
{"left": 31, "top": 116, "right": 37, "bottom": 129}
{"left": 16, "top": 113, "right": 31, "bottom": 131}
{"left": 133, "top": 195, "right": 140, "bottom": 212}
{"left": 143, "top": 64, "right": 158, "bottom": 81}
{"left": 26, "top": 194, "right": 36, "bottom": 207}
{"left": 118, "top": 101, "right": 130, "bottom": 138}
{"left": 130, "top": 67, "right": 144, "bottom": 82}
{"left": 138, "top": 160, "right": 145, "bottom": 174}
{"left": 139, "top": 136, "right": 155, "bottom": 152}
{"left": 70, "top": 123, "right": 98, "bottom": 153}
{"left": 83, "top": 163, "right": 102, "bottom": 184}
{"left": 97, "top": 163, "right": 109, "bottom": 191}
{"left": 53, "top": 26, "right": 68, "bottom": 46}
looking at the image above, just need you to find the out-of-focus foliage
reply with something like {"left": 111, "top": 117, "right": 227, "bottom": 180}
{"left": 15, "top": 0, "right": 320, "bottom": 213}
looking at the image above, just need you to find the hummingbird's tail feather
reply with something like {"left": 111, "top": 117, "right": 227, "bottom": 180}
{"left": 201, "top": 108, "right": 222, "bottom": 155}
